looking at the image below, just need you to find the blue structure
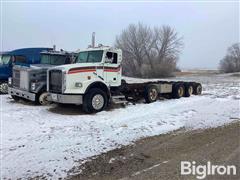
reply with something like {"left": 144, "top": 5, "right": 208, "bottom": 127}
{"left": 0, "top": 47, "right": 52, "bottom": 82}
{"left": 0, "top": 47, "right": 52, "bottom": 93}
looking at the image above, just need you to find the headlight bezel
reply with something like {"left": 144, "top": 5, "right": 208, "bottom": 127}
{"left": 8, "top": 77, "right": 12, "bottom": 85}
{"left": 31, "top": 82, "right": 36, "bottom": 91}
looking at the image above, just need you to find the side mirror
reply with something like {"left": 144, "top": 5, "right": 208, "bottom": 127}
{"left": 105, "top": 52, "right": 113, "bottom": 63}
{"left": 105, "top": 58, "right": 113, "bottom": 63}
{"left": 11, "top": 56, "right": 15, "bottom": 66}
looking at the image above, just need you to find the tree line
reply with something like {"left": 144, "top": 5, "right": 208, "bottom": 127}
{"left": 115, "top": 23, "right": 239, "bottom": 77}
{"left": 115, "top": 23, "right": 183, "bottom": 78}
{"left": 219, "top": 43, "right": 240, "bottom": 73}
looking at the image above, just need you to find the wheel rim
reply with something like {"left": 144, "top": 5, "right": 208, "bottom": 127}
{"left": 188, "top": 86, "right": 193, "bottom": 95}
{"left": 39, "top": 93, "right": 49, "bottom": 105}
{"left": 92, "top": 94, "right": 104, "bottom": 110}
{"left": 149, "top": 88, "right": 158, "bottom": 101}
{"left": 178, "top": 87, "right": 184, "bottom": 97}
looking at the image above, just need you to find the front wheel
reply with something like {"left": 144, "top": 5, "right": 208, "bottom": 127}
{"left": 36, "top": 92, "right": 50, "bottom": 105}
{"left": 83, "top": 88, "right": 108, "bottom": 113}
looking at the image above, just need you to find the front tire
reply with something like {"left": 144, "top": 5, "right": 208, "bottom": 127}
{"left": 36, "top": 92, "right": 50, "bottom": 105}
{"left": 0, "top": 82, "right": 8, "bottom": 94}
{"left": 83, "top": 88, "right": 108, "bottom": 113}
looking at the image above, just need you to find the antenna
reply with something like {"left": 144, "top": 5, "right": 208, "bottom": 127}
{"left": 92, "top": 32, "right": 95, "bottom": 48}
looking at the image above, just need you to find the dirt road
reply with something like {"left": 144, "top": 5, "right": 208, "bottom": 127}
{"left": 69, "top": 121, "right": 240, "bottom": 180}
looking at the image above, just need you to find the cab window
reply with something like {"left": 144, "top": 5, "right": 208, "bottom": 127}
{"left": 0, "top": 55, "right": 11, "bottom": 65}
{"left": 41, "top": 54, "right": 67, "bottom": 65}
{"left": 76, "top": 50, "right": 103, "bottom": 63}
{"left": 15, "top": 55, "right": 27, "bottom": 64}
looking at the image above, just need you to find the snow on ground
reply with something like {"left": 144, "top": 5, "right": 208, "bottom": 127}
{"left": 1, "top": 73, "right": 239, "bottom": 179}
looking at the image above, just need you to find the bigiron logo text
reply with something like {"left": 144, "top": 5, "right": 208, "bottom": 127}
{"left": 181, "top": 161, "right": 237, "bottom": 179}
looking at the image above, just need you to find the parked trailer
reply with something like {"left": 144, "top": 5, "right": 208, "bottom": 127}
{"left": 47, "top": 46, "right": 202, "bottom": 113}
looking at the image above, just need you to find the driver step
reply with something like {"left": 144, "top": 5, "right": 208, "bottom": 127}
{"left": 111, "top": 95, "right": 128, "bottom": 104}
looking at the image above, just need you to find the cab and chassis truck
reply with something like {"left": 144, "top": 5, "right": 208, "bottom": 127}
{"left": 8, "top": 50, "right": 76, "bottom": 105}
{"left": 0, "top": 47, "right": 52, "bottom": 94}
{"left": 47, "top": 46, "right": 202, "bottom": 113}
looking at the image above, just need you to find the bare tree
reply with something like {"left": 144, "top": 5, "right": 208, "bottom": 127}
{"left": 219, "top": 43, "right": 240, "bottom": 73}
{"left": 115, "top": 23, "right": 183, "bottom": 78}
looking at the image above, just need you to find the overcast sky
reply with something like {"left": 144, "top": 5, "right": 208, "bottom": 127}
{"left": 1, "top": 1, "right": 239, "bottom": 69}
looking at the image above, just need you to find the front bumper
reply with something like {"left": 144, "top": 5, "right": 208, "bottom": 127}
{"left": 8, "top": 87, "right": 36, "bottom": 101}
{"left": 48, "top": 93, "right": 83, "bottom": 105}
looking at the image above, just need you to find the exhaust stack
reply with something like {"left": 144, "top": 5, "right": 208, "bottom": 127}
{"left": 92, "top": 32, "right": 95, "bottom": 48}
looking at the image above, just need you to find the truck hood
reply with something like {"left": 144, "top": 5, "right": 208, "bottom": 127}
{"left": 30, "top": 64, "right": 55, "bottom": 69}
{"left": 49, "top": 63, "right": 102, "bottom": 72}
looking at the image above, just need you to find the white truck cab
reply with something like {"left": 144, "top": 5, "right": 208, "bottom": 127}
{"left": 47, "top": 46, "right": 123, "bottom": 112}
{"left": 47, "top": 46, "right": 202, "bottom": 113}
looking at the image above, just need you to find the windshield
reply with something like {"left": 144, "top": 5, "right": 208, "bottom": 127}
{"left": 40, "top": 54, "right": 67, "bottom": 65}
{"left": 0, "top": 55, "right": 11, "bottom": 65}
{"left": 76, "top": 50, "right": 103, "bottom": 63}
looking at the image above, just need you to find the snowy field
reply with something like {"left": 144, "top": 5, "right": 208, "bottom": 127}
{"left": 1, "top": 73, "right": 239, "bottom": 179}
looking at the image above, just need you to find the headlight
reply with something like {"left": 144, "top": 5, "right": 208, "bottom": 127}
{"left": 75, "top": 82, "right": 82, "bottom": 88}
{"left": 8, "top": 77, "right": 12, "bottom": 85}
{"left": 31, "top": 82, "right": 36, "bottom": 91}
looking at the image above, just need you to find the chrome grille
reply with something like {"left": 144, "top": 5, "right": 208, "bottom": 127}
{"left": 12, "top": 69, "right": 20, "bottom": 88}
{"left": 20, "top": 71, "right": 29, "bottom": 90}
{"left": 12, "top": 68, "right": 29, "bottom": 90}
{"left": 49, "top": 70, "right": 62, "bottom": 93}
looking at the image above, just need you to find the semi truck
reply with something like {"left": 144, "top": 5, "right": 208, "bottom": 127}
{"left": 47, "top": 46, "right": 202, "bottom": 113}
{"left": 8, "top": 50, "right": 76, "bottom": 105}
{"left": 0, "top": 47, "right": 52, "bottom": 94}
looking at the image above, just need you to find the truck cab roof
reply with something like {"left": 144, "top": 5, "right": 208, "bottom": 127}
{"left": 40, "top": 50, "right": 77, "bottom": 56}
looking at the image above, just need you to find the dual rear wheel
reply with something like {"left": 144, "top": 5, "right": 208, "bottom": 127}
{"left": 173, "top": 83, "right": 202, "bottom": 98}
{"left": 193, "top": 83, "right": 202, "bottom": 95}
{"left": 144, "top": 82, "right": 202, "bottom": 103}
{"left": 144, "top": 85, "right": 159, "bottom": 103}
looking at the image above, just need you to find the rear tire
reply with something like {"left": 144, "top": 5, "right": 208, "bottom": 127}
{"left": 172, "top": 83, "right": 185, "bottom": 99}
{"left": 193, "top": 83, "right": 202, "bottom": 95}
{"left": 83, "top": 88, "right": 108, "bottom": 113}
{"left": 11, "top": 95, "right": 20, "bottom": 102}
{"left": 144, "top": 85, "right": 159, "bottom": 103}
{"left": 184, "top": 83, "right": 194, "bottom": 97}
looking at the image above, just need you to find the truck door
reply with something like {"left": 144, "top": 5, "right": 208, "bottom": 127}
{"left": 0, "top": 55, "right": 12, "bottom": 81}
{"left": 103, "top": 51, "right": 121, "bottom": 87}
